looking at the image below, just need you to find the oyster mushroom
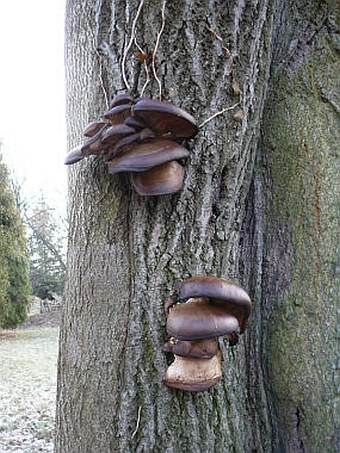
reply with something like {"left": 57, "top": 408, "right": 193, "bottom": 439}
{"left": 162, "top": 337, "right": 218, "bottom": 359}
{"left": 103, "top": 104, "right": 133, "bottom": 125}
{"left": 166, "top": 297, "right": 241, "bottom": 341}
{"left": 163, "top": 276, "right": 252, "bottom": 392}
{"left": 109, "top": 93, "right": 134, "bottom": 108}
{"left": 131, "top": 161, "right": 184, "bottom": 196}
{"left": 175, "top": 275, "right": 252, "bottom": 334}
{"left": 163, "top": 352, "right": 222, "bottom": 392}
{"left": 100, "top": 124, "right": 136, "bottom": 147}
{"left": 107, "top": 139, "right": 189, "bottom": 174}
{"left": 133, "top": 98, "right": 198, "bottom": 139}
{"left": 64, "top": 95, "right": 198, "bottom": 198}
{"left": 83, "top": 120, "right": 109, "bottom": 137}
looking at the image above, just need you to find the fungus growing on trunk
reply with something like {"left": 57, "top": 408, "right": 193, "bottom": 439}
{"left": 107, "top": 139, "right": 189, "bottom": 173}
{"left": 175, "top": 275, "right": 252, "bottom": 334}
{"left": 132, "top": 98, "right": 199, "bottom": 139}
{"left": 163, "top": 352, "right": 222, "bottom": 392}
{"left": 163, "top": 276, "right": 252, "bottom": 391}
{"left": 83, "top": 120, "right": 109, "bottom": 137}
{"left": 166, "top": 297, "right": 241, "bottom": 340}
{"left": 162, "top": 337, "right": 218, "bottom": 359}
{"left": 64, "top": 93, "right": 197, "bottom": 196}
{"left": 109, "top": 93, "right": 133, "bottom": 108}
{"left": 103, "top": 104, "right": 133, "bottom": 125}
{"left": 131, "top": 161, "right": 185, "bottom": 196}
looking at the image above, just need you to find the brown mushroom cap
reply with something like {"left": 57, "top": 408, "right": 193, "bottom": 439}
{"left": 100, "top": 124, "right": 136, "bottom": 146}
{"left": 163, "top": 352, "right": 222, "bottom": 391}
{"left": 125, "top": 115, "right": 146, "bottom": 130}
{"left": 162, "top": 337, "right": 218, "bottom": 359}
{"left": 107, "top": 139, "right": 189, "bottom": 174}
{"left": 166, "top": 297, "right": 240, "bottom": 341}
{"left": 175, "top": 276, "right": 252, "bottom": 333}
{"left": 83, "top": 121, "right": 108, "bottom": 137}
{"left": 131, "top": 161, "right": 184, "bottom": 196}
{"left": 81, "top": 133, "right": 104, "bottom": 155}
{"left": 109, "top": 93, "right": 133, "bottom": 108}
{"left": 103, "top": 104, "right": 132, "bottom": 125}
{"left": 133, "top": 99, "right": 198, "bottom": 139}
{"left": 64, "top": 145, "right": 84, "bottom": 165}
{"left": 112, "top": 128, "right": 156, "bottom": 158}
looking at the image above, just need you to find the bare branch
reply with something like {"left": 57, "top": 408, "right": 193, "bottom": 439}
{"left": 134, "top": 36, "right": 150, "bottom": 96}
{"left": 199, "top": 102, "right": 240, "bottom": 128}
{"left": 206, "top": 25, "right": 235, "bottom": 84}
{"left": 122, "top": 0, "right": 145, "bottom": 92}
{"left": 152, "top": 0, "right": 167, "bottom": 100}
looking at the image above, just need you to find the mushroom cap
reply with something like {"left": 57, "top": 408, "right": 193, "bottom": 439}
{"left": 162, "top": 337, "right": 218, "bottom": 359}
{"left": 166, "top": 297, "right": 240, "bottom": 340}
{"left": 83, "top": 121, "right": 108, "bottom": 137}
{"left": 112, "top": 128, "right": 156, "bottom": 158}
{"left": 81, "top": 133, "right": 104, "bottom": 155}
{"left": 111, "top": 133, "right": 143, "bottom": 157}
{"left": 125, "top": 115, "right": 146, "bottom": 130}
{"left": 163, "top": 352, "right": 222, "bottom": 391}
{"left": 175, "top": 276, "right": 252, "bottom": 333}
{"left": 103, "top": 104, "right": 132, "bottom": 125}
{"left": 109, "top": 93, "right": 133, "bottom": 108}
{"left": 107, "top": 139, "right": 189, "bottom": 174}
{"left": 100, "top": 124, "right": 136, "bottom": 146}
{"left": 64, "top": 145, "right": 84, "bottom": 165}
{"left": 131, "top": 161, "right": 184, "bottom": 196}
{"left": 133, "top": 99, "right": 198, "bottom": 139}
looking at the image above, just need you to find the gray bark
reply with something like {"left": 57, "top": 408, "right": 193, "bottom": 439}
{"left": 56, "top": 1, "right": 339, "bottom": 452}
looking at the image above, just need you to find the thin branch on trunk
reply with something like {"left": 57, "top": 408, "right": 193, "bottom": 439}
{"left": 152, "top": 0, "right": 167, "bottom": 99}
{"left": 122, "top": 0, "right": 145, "bottom": 92}
{"left": 199, "top": 101, "right": 240, "bottom": 128}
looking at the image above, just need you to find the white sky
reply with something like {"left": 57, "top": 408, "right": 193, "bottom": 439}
{"left": 0, "top": 1, "right": 67, "bottom": 215}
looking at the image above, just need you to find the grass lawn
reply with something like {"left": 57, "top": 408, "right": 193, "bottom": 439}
{"left": 0, "top": 328, "right": 59, "bottom": 452}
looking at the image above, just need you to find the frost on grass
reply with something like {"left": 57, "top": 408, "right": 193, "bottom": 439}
{"left": 0, "top": 328, "right": 59, "bottom": 452}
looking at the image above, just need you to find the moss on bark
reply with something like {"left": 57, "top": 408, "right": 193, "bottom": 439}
{"left": 262, "top": 20, "right": 340, "bottom": 452}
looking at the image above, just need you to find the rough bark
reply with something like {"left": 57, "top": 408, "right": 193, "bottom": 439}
{"left": 56, "top": 1, "right": 339, "bottom": 452}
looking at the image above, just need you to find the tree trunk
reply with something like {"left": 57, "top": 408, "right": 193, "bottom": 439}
{"left": 56, "top": 1, "right": 339, "bottom": 451}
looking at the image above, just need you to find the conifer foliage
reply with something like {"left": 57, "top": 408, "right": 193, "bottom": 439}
{"left": 0, "top": 154, "right": 31, "bottom": 328}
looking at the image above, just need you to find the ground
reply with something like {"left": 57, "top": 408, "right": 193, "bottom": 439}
{"left": 17, "top": 311, "right": 61, "bottom": 330}
{"left": 0, "top": 313, "right": 60, "bottom": 452}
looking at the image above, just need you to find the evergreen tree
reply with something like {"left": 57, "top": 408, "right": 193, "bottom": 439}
{"left": 0, "top": 153, "right": 31, "bottom": 328}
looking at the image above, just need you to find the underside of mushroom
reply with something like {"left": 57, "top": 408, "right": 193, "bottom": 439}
{"left": 163, "top": 353, "right": 222, "bottom": 392}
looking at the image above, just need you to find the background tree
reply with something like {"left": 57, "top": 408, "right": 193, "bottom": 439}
{"left": 56, "top": 1, "right": 339, "bottom": 452}
{"left": 0, "top": 153, "right": 30, "bottom": 328}
{"left": 25, "top": 195, "right": 66, "bottom": 299}
{"left": 11, "top": 181, "right": 67, "bottom": 299}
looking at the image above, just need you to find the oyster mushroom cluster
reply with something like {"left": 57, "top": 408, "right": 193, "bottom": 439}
{"left": 65, "top": 94, "right": 198, "bottom": 196}
{"left": 163, "top": 276, "right": 252, "bottom": 391}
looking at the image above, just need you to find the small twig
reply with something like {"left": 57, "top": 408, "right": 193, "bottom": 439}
{"left": 199, "top": 102, "right": 240, "bottom": 128}
{"left": 200, "top": 25, "right": 243, "bottom": 128}
{"left": 152, "top": 0, "right": 167, "bottom": 100}
{"left": 86, "top": 21, "right": 110, "bottom": 109}
{"left": 122, "top": 0, "right": 145, "bottom": 92}
{"left": 206, "top": 26, "right": 232, "bottom": 59}
{"left": 132, "top": 406, "right": 142, "bottom": 438}
{"left": 206, "top": 25, "right": 234, "bottom": 83}
{"left": 134, "top": 36, "right": 150, "bottom": 96}
{"left": 140, "top": 61, "right": 150, "bottom": 96}
{"left": 94, "top": 46, "right": 110, "bottom": 109}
